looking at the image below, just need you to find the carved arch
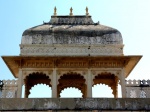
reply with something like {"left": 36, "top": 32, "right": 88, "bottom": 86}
{"left": 23, "top": 71, "right": 51, "bottom": 80}
{"left": 24, "top": 72, "right": 51, "bottom": 98}
{"left": 93, "top": 72, "right": 118, "bottom": 98}
{"left": 58, "top": 72, "right": 86, "bottom": 98}
{"left": 57, "top": 71, "right": 86, "bottom": 82}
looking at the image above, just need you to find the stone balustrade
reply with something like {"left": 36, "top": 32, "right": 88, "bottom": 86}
{"left": 0, "top": 80, "right": 18, "bottom": 98}
{"left": 126, "top": 79, "right": 150, "bottom": 98}
{"left": 126, "top": 79, "right": 150, "bottom": 87}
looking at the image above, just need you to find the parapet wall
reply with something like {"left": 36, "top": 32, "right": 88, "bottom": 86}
{"left": 126, "top": 80, "right": 150, "bottom": 98}
{"left": 0, "top": 80, "right": 18, "bottom": 98}
{"left": 126, "top": 79, "right": 150, "bottom": 86}
{"left": 0, "top": 79, "right": 150, "bottom": 98}
{"left": 0, "top": 98, "right": 150, "bottom": 111}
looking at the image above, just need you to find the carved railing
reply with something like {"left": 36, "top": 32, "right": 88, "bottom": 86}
{"left": 126, "top": 79, "right": 150, "bottom": 98}
{"left": 0, "top": 80, "right": 18, "bottom": 98}
{"left": 126, "top": 79, "right": 150, "bottom": 86}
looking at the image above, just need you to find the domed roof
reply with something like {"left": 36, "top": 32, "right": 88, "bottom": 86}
{"left": 22, "top": 15, "right": 123, "bottom": 45}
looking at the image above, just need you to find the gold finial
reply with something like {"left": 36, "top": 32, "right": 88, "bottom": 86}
{"left": 86, "top": 7, "right": 89, "bottom": 16}
{"left": 70, "top": 7, "right": 73, "bottom": 16}
{"left": 54, "top": 6, "right": 57, "bottom": 16}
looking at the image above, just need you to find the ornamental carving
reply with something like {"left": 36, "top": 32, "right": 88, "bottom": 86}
{"left": 57, "top": 61, "right": 88, "bottom": 68}
{"left": 14, "top": 58, "right": 126, "bottom": 69}
{"left": 91, "top": 61, "right": 124, "bottom": 68}
{"left": 22, "top": 61, "right": 53, "bottom": 68}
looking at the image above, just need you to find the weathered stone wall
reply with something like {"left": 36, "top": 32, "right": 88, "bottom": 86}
{"left": 0, "top": 98, "right": 150, "bottom": 111}
{"left": 20, "top": 44, "right": 123, "bottom": 56}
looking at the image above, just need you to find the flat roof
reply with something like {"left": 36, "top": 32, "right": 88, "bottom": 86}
{"left": 2, "top": 55, "right": 142, "bottom": 78}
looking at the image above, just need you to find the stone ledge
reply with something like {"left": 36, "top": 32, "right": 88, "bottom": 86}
{"left": 0, "top": 98, "right": 150, "bottom": 111}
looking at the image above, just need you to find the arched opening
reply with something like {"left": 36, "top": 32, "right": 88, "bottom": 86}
{"left": 93, "top": 72, "right": 119, "bottom": 98}
{"left": 58, "top": 72, "right": 86, "bottom": 98}
{"left": 92, "top": 84, "right": 113, "bottom": 97}
{"left": 24, "top": 72, "right": 51, "bottom": 98}
{"left": 60, "top": 87, "right": 82, "bottom": 98}
{"left": 29, "top": 84, "right": 51, "bottom": 98}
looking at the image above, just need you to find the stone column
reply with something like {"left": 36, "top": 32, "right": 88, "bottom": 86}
{"left": 52, "top": 68, "right": 57, "bottom": 98}
{"left": 87, "top": 69, "right": 92, "bottom": 98}
{"left": 120, "top": 68, "right": 126, "bottom": 98}
{"left": 17, "top": 69, "right": 23, "bottom": 98}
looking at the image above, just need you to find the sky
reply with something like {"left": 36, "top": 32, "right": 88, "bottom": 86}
{"left": 0, "top": 0, "right": 150, "bottom": 98}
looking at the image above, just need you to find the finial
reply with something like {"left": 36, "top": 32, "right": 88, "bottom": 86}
{"left": 86, "top": 7, "right": 89, "bottom": 16}
{"left": 54, "top": 6, "right": 57, "bottom": 16}
{"left": 70, "top": 7, "right": 73, "bottom": 16}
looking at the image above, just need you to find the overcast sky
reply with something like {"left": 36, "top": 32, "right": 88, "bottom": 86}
{"left": 0, "top": 0, "right": 150, "bottom": 98}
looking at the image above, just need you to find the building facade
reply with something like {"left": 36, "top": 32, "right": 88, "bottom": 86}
{"left": 1, "top": 8, "right": 149, "bottom": 100}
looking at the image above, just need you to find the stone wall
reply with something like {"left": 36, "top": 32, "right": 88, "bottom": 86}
{"left": 0, "top": 98, "right": 150, "bottom": 111}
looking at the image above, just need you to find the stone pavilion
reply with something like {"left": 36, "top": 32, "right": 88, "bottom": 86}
{"left": 1, "top": 7, "right": 150, "bottom": 111}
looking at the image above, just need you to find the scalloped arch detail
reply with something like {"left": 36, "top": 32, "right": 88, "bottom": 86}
{"left": 93, "top": 84, "right": 114, "bottom": 97}
{"left": 60, "top": 87, "right": 83, "bottom": 97}
{"left": 58, "top": 72, "right": 86, "bottom": 98}
{"left": 58, "top": 71, "right": 86, "bottom": 80}
{"left": 94, "top": 72, "right": 114, "bottom": 79}
{"left": 24, "top": 72, "right": 51, "bottom": 98}
{"left": 93, "top": 73, "right": 118, "bottom": 98}
{"left": 24, "top": 71, "right": 51, "bottom": 80}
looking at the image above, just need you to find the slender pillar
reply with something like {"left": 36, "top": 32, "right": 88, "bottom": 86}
{"left": 52, "top": 68, "right": 57, "bottom": 98}
{"left": 17, "top": 69, "right": 23, "bottom": 98}
{"left": 87, "top": 69, "right": 92, "bottom": 98}
{"left": 114, "top": 77, "right": 118, "bottom": 98}
{"left": 120, "top": 68, "right": 126, "bottom": 98}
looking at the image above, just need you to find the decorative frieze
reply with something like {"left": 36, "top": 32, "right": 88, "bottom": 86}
{"left": 13, "top": 57, "right": 127, "bottom": 69}
{"left": 91, "top": 61, "right": 124, "bottom": 68}
{"left": 22, "top": 61, "right": 53, "bottom": 68}
{"left": 57, "top": 61, "right": 88, "bottom": 68}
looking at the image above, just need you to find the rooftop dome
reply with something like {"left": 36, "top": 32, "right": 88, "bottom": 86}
{"left": 20, "top": 8, "right": 123, "bottom": 56}
{"left": 22, "top": 16, "right": 122, "bottom": 45}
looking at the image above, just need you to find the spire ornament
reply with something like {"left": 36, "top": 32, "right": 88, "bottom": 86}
{"left": 70, "top": 7, "right": 73, "bottom": 16}
{"left": 86, "top": 7, "right": 89, "bottom": 16}
{"left": 54, "top": 6, "right": 57, "bottom": 16}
